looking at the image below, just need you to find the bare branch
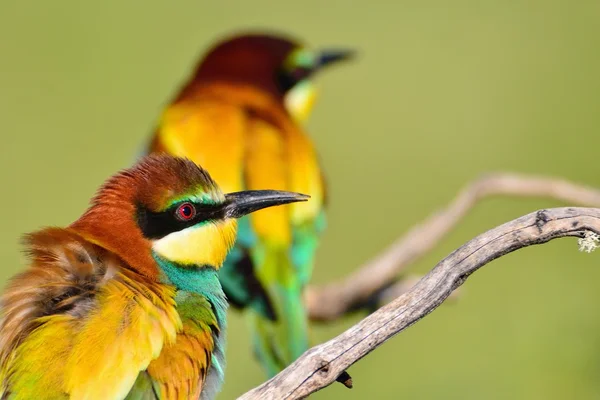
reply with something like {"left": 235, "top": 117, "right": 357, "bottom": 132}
{"left": 305, "top": 173, "right": 600, "bottom": 321}
{"left": 371, "top": 274, "right": 461, "bottom": 307}
{"left": 240, "top": 207, "right": 600, "bottom": 399}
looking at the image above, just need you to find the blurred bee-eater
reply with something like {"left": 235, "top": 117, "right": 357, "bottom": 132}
{"left": 0, "top": 155, "right": 308, "bottom": 400}
{"left": 147, "top": 33, "right": 353, "bottom": 376}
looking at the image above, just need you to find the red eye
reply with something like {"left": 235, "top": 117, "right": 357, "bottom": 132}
{"left": 176, "top": 202, "right": 196, "bottom": 221}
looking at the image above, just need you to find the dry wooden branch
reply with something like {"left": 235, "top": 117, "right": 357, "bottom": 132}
{"left": 239, "top": 207, "right": 600, "bottom": 399}
{"left": 305, "top": 173, "right": 600, "bottom": 321}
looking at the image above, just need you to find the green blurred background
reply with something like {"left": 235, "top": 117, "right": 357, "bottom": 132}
{"left": 2, "top": 1, "right": 600, "bottom": 398}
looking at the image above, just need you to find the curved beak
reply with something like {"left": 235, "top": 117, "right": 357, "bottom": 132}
{"left": 224, "top": 190, "right": 310, "bottom": 219}
{"left": 317, "top": 49, "right": 356, "bottom": 70}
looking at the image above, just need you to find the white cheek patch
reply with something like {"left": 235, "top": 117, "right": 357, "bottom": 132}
{"left": 284, "top": 80, "right": 317, "bottom": 123}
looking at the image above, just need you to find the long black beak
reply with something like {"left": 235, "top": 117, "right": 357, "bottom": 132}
{"left": 317, "top": 49, "right": 356, "bottom": 69}
{"left": 223, "top": 190, "right": 310, "bottom": 219}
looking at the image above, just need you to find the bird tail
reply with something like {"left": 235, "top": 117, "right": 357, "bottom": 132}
{"left": 249, "top": 244, "right": 309, "bottom": 377}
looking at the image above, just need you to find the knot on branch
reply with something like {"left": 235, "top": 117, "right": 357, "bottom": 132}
{"left": 535, "top": 209, "right": 550, "bottom": 232}
{"left": 315, "top": 359, "right": 331, "bottom": 377}
{"left": 308, "top": 356, "right": 353, "bottom": 389}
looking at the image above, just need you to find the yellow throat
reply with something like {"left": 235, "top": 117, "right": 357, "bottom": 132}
{"left": 152, "top": 219, "right": 238, "bottom": 268}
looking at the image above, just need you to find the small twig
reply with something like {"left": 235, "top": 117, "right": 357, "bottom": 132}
{"left": 239, "top": 207, "right": 600, "bottom": 399}
{"left": 305, "top": 173, "right": 600, "bottom": 321}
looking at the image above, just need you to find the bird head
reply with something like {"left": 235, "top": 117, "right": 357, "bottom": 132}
{"left": 71, "top": 155, "right": 308, "bottom": 276}
{"left": 194, "top": 33, "right": 355, "bottom": 122}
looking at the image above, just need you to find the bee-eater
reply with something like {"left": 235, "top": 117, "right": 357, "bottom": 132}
{"left": 148, "top": 33, "right": 353, "bottom": 377}
{"left": 0, "top": 155, "right": 308, "bottom": 400}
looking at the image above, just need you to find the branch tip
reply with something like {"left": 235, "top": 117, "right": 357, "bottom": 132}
{"left": 578, "top": 231, "right": 600, "bottom": 253}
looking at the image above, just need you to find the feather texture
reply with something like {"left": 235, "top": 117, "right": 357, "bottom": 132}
{"left": 151, "top": 81, "right": 325, "bottom": 375}
{"left": 0, "top": 156, "right": 232, "bottom": 399}
{"left": 0, "top": 228, "right": 180, "bottom": 399}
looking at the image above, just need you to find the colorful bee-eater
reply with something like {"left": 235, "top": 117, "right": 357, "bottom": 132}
{"left": 147, "top": 33, "right": 354, "bottom": 376}
{"left": 0, "top": 155, "right": 308, "bottom": 400}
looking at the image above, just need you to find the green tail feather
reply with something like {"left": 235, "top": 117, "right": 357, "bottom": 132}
{"left": 249, "top": 246, "right": 309, "bottom": 376}
{"left": 219, "top": 214, "right": 324, "bottom": 376}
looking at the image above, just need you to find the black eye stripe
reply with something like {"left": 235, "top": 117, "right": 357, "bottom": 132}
{"left": 276, "top": 66, "right": 313, "bottom": 93}
{"left": 136, "top": 201, "right": 225, "bottom": 240}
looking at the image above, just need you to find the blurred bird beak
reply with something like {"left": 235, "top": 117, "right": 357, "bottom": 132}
{"left": 317, "top": 49, "right": 356, "bottom": 69}
{"left": 224, "top": 190, "right": 310, "bottom": 218}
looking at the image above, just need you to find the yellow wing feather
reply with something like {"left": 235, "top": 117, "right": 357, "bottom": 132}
{"left": 5, "top": 315, "right": 73, "bottom": 399}
{"left": 65, "top": 275, "right": 179, "bottom": 400}
{"left": 158, "top": 97, "right": 246, "bottom": 194}
{"left": 245, "top": 118, "right": 291, "bottom": 243}
{"left": 147, "top": 321, "right": 215, "bottom": 399}
{"left": 154, "top": 84, "right": 325, "bottom": 241}
{"left": 0, "top": 229, "right": 181, "bottom": 400}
